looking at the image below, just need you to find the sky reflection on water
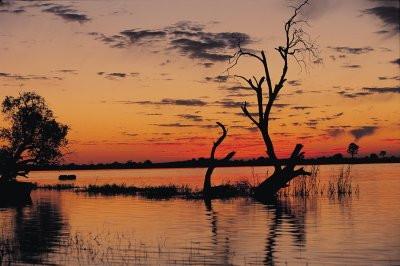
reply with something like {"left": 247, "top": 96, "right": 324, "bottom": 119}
{"left": 1, "top": 164, "right": 399, "bottom": 265}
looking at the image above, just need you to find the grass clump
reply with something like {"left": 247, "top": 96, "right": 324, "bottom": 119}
{"left": 279, "top": 166, "right": 321, "bottom": 197}
{"left": 83, "top": 184, "right": 139, "bottom": 195}
{"left": 328, "top": 165, "right": 359, "bottom": 196}
{"left": 79, "top": 181, "right": 253, "bottom": 200}
{"left": 279, "top": 165, "right": 359, "bottom": 198}
{"left": 35, "top": 184, "right": 78, "bottom": 191}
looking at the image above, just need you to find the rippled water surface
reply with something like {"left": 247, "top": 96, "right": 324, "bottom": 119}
{"left": 1, "top": 164, "right": 399, "bottom": 265}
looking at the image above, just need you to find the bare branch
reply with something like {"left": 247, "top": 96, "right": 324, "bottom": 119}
{"left": 241, "top": 101, "right": 258, "bottom": 126}
{"left": 234, "top": 75, "right": 258, "bottom": 91}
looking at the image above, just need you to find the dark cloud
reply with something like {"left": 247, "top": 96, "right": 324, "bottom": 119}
{"left": 328, "top": 46, "right": 374, "bottom": 54}
{"left": 363, "top": 86, "right": 400, "bottom": 93}
{"left": 57, "top": 69, "right": 78, "bottom": 75}
{"left": 326, "top": 128, "right": 345, "bottom": 138}
{"left": 152, "top": 123, "right": 194, "bottom": 128}
{"left": 390, "top": 58, "right": 400, "bottom": 65}
{"left": 378, "top": 75, "right": 400, "bottom": 80}
{"left": 274, "top": 103, "right": 291, "bottom": 109}
{"left": 0, "top": 72, "right": 62, "bottom": 81}
{"left": 121, "top": 132, "right": 139, "bottom": 137}
{"left": 297, "top": 135, "right": 313, "bottom": 140}
{"left": 0, "top": 8, "right": 25, "bottom": 14}
{"left": 342, "top": 64, "right": 361, "bottom": 69}
{"left": 118, "top": 98, "right": 207, "bottom": 107}
{"left": 97, "top": 72, "right": 139, "bottom": 80}
{"left": 288, "top": 80, "right": 302, "bottom": 86}
{"left": 146, "top": 113, "right": 162, "bottom": 116}
{"left": 222, "top": 85, "right": 252, "bottom": 92}
{"left": 338, "top": 91, "right": 373, "bottom": 98}
{"left": 317, "top": 112, "right": 344, "bottom": 121}
{"left": 291, "top": 106, "right": 314, "bottom": 110}
{"left": 202, "top": 62, "right": 214, "bottom": 68}
{"left": 214, "top": 99, "right": 245, "bottom": 109}
{"left": 107, "top": 72, "right": 126, "bottom": 78}
{"left": 364, "top": 1, "right": 400, "bottom": 34}
{"left": 305, "top": 120, "right": 319, "bottom": 128}
{"left": 350, "top": 126, "right": 378, "bottom": 141}
{"left": 205, "top": 75, "right": 229, "bottom": 83}
{"left": 43, "top": 5, "right": 89, "bottom": 23}
{"left": 273, "top": 132, "right": 294, "bottom": 137}
{"left": 177, "top": 114, "right": 203, "bottom": 122}
{"left": 94, "top": 21, "right": 254, "bottom": 62}
{"left": 120, "top": 29, "right": 167, "bottom": 42}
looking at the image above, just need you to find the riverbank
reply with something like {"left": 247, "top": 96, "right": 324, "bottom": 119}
{"left": 25, "top": 157, "right": 400, "bottom": 172}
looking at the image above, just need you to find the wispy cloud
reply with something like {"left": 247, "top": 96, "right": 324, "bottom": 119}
{"left": 118, "top": 98, "right": 208, "bottom": 107}
{"left": 0, "top": 72, "right": 62, "bottom": 81}
{"left": 97, "top": 72, "right": 139, "bottom": 80}
{"left": 342, "top": 64, "right": 361, "bottom": 69}
{"left": 364, "top": 0, "right": 400, "bottom": 34}
{"left": 328, "top": 46, "right": 374, "bottom": 54}
{"left": 43, "top": 4, "right": 90, "bottom": 23}
{"left": 177, "top": 114, "right": 203, "bottom": 122}
{"left": 93, "top": 21, "right": 254, "bottom": 62}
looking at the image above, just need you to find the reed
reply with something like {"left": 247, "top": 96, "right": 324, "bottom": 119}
{"left": 279, "top": 165, "right": 358, "bottom": 197}
{"left": 327, "top": 165, "right": 358, "bottom": 196}
{"left": 279, "top": 166, "right": 321, "bottom": 197}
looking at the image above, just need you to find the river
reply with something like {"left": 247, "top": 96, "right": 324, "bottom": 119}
{"left": 1, "top": 164, "right": 399, "bottom": 265}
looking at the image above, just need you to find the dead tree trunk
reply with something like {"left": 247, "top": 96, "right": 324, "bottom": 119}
{"left": 228, "top": 0, "right": 318, "bottom": 200}
{"left": 203, "top": 122, "right": 235, "bottom": 197}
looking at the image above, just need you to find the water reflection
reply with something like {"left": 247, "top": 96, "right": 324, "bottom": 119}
{"left": 204, "top": 198, "right": 235, "bottom": 265}
{"left": 260, "top": 198, "right": 306, "bottom": 265}
{"left": 204, "top": 197, "right": 312, "bottom": 265}
{"left": 1, "top": 192, "right": 67, "bottom": 264}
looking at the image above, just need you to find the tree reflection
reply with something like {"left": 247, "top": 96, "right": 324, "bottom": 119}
{"left": 11, "top": 195, "right": 67, "bottom": 264}
{"left": 204, "top": 198, "right": 236, "bottom": 265}
{"left": 263, "top": 198, "right": 308, "bottom": 265}
{"left": 204, "top": 197, "right": 311, "bottom": 265}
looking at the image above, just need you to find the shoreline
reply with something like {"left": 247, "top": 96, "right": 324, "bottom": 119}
{"left": 26, "top": 159, "right": 400, "bottom": 172}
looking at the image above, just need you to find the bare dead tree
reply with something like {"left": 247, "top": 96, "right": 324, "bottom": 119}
{"left": 203, "top": 122, "right": 235, "bottom": 197}
{"left": 228, "top": 0, "right": 320, "bottom": 200}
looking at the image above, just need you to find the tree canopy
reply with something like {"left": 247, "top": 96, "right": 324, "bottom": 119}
{"left": 0, "top": 92, "right": 69, "bottom": 181}
{"left": 347, "top": 143, "right": 359, "bottom": 158}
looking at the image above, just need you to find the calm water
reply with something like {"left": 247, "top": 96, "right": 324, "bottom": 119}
{"left": 1, "top": 164, "right": 399, "bottom": 265}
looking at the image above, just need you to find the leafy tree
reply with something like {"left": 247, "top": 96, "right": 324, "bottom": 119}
{"left": 370, "top": 153, "right": 378, "bottom": 160}
{"left": 379, "top": 150, "right": 386, "bottom": 158}
{"left": 332, "top": 153, "right": 343, "bottom": 160}
{"left": 0, "top": 92, "right": 69, "bottom": 181}
{"left": 347, "top": 143, "right": 359, "bottom": 158}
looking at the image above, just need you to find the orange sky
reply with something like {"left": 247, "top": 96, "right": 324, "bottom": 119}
{"left": 0, "top": 0, "right": 399, "bottom": 163}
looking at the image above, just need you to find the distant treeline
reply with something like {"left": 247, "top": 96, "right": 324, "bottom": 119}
{"left": 27, "top": 154, "right": 400, "bottom": 171}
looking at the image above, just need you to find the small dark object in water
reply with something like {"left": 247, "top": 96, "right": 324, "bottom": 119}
{"left": 59, "top": 174, "right": 77, "bottom": 180}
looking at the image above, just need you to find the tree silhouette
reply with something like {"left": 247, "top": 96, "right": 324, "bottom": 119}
{"left": 203, "top": 122, "right": 235, "bottom": 197}
{"left": 347, "top": 143, "right": 359, "bottom": 158}
{"left": 379, "top": 150, "right": 386, "bottom": 158}
{"left": 0, "top": 92, "right": 69, "bottom": 181}
{"left": 227, "top": 0, "right": 319, "bottom": 200}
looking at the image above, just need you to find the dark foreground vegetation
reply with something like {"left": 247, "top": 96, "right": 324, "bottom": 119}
{"left": 33, "top": 166, "right": 358, "bottom": 200}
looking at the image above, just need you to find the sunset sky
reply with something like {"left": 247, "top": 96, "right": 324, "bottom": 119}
{"left": 0, "top": 0, "right": 399, "bottom": 164}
